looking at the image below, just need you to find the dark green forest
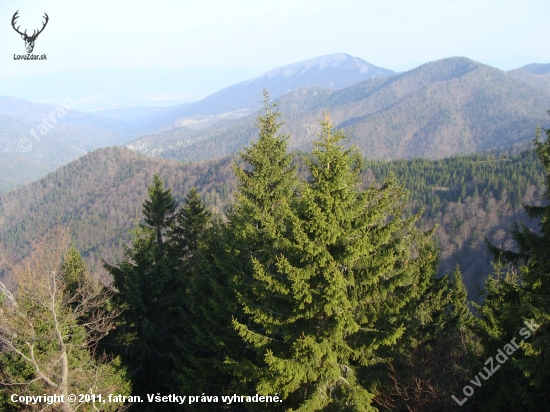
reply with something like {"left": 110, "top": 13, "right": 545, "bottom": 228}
{"left": 0, "top": 100, "right": 549, "bottom": 411}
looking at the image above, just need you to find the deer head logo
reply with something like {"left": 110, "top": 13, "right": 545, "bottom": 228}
{"left": 11, "top": 11, "right": 49, "bottom": 54}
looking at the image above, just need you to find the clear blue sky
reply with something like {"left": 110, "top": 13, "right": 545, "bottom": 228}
{"left": 1, "top": 0, "right": 548, "bottom": 77}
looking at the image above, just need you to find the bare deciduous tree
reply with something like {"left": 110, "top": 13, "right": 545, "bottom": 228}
{"left": 0, "top": 228, "right": 130, "bottom": 411}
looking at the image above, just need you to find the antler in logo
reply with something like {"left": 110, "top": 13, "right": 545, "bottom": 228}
{"left": 12, "top": 11, "right": 49, "bottom": 54}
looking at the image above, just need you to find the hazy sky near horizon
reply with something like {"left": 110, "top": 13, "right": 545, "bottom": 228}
{"left": 1, "top": 0, "right": 548, "bottom": 78}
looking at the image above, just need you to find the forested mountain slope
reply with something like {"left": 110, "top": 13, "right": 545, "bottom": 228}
{"left": 363, "top": 151, "right": 545, "bottom": 295}
{"left": 128, "top": 57, "right": 550, "bottom": 161}
{"left": 0, "top": 145, "right": 544, "bottom": 299}
{"left": 507, "top": 63, "right": 550, "bottom": 92}
{"left": 0, "top": 147, "right": 236, "bottom": 270}
{"left": 0, "top": 152, "right": 51, "bottom": 194}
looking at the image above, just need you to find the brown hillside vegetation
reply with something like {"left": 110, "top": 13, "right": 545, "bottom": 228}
{"left": 0, "top": 145, "right": 545, "bottom": 300}
{"left": 0, "top": 147, "right": 237, "bottom": 271}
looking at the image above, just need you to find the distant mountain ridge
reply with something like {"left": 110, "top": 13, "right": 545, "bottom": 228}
{"left": 243, "top": 53, "right": 393, "bottom": 87}
{"left": 138, "top": 53, "right": 394, "bottom": 133}
{"left": 127, "top": 57, "right": 550, "bottom": 162}
{"left": 0, "top": 96, "right": 132, "bottom": 136}
{"left": 518, "top": 63, "right": 550, "bottom": 75}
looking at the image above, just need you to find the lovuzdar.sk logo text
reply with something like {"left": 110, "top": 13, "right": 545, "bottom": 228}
{"left": 11, "top": 10, "right": 49, "bottom": 60}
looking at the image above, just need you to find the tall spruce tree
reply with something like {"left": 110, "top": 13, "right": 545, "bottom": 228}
{"left": 171, "top": 91, "right": 299, "bottom": 407}
{"left": 231, "top": 116, "right": 440, "bottom": 411}
{"left": 229, "top": 91, "right": 298, "bottom": 256}
{"left": 476, "top": 126, "right": 550, "bottom": 411}
{"left": 143, "top": 174, "right": 178, "bottom": 248}
{"left": 0, "top": 231, "right": 130, "bottom": 412}
{"left": 446, "top": 265, "right": 474, "bottom": 331}
{"left": 104, "top": 175, "right": 179, "bottom": 410}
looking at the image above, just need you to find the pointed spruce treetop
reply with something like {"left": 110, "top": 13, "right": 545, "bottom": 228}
{"left": 447, "top": 265, "right": 474, "bottom": 330}
{"left": 142, "top": 174, "right": 178, "bottom": 247}
{"left": 168, "top": 186, "right": 212, "bottom": 260}
{"left": 235, "top": 90, "right": 295, "bottom": 201}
